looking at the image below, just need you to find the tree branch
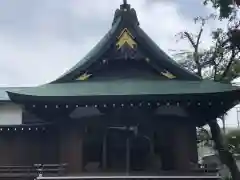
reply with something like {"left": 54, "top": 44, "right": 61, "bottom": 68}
{"left": 219, "top": 47, "right": 236, "bottom": 81}
{"left": 184, "top": 32, "right": 196, "bottom": 48}
{"left": 213, "top": 53, "right": 224, "bottom": 81}
{"left": 196, "top": 27, "right": 203, "bottom": 48}
{"left": 205, "top": 37, "right": 230, "bottom": 69}
{"left": 184, "top": 31, "right": 203, "bottom": 77}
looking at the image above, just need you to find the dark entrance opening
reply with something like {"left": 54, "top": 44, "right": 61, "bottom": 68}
{"left": 105, "top": 126, "right": 152, "bottom": 172}
{"left": 106, "top": 127, "right": 129, "bottom": 171}
{"left": 130, "top": 136, "right": 151, "bottom": 171}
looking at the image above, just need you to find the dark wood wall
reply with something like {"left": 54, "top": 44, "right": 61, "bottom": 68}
{"left": 0, "top": 128, "right": 59, "bottom": 166}
{"left": 153, "top": 116, "right": 198, "bottom": 171}
{"left": 58, "top": 123, "right": 83, "bottom": 173}
{"left": 0, "top": 114, "right": 199, "bottom": 174}
{"left": 0, "top": 124, "right": 84, "bottom": 174}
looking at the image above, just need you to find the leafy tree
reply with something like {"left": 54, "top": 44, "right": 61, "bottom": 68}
{"left": 173, "top": 3, "right": 240, "bottom": 179}
{"left": 204, "top": 0, "right": 238, "bottom": 19}
{"left": 174, "top": 15, "right": 240, "bottom": 82}
{"left": 197, "top": 127, "right": 211, "bottom": 143}
{"left": 226, "top": 129, "right": 240, "bottom": 154}
{"left": 149, "top": 0, "right": 240, "bottom": 178}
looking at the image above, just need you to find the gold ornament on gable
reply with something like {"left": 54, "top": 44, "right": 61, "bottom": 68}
{"left": 116, "top": 28, "right": 137, "bottom": 49}
{"left": 76, "top": 72, "right": 92, "bottom": 81}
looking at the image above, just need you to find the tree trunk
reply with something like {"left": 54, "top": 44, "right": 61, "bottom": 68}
{"left": 208, "top": 120, "right": 240, "bottom": 180}
{"left": 222, "top": 116, "right": 226, "bottom": 134}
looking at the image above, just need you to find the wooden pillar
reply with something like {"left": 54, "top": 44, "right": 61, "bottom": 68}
{"left": 155, "top": 123, "right": 175, "bottom": 171}
{"left": 126, "top": 138, "right": 130, "bottom": 174}
{"left": 59, "top": 124, "right": 83, "bottom": 174}
{"left": 188, "top": 126, "right": 198, "bottom": 164}
{"left": 173, "top": 122, "right": 197, "bottom": 172}
{"left": 102, "top": 133, "right": 107, "bottom": 170}
{"left": 173, "top": 124, "right": 190, "bottom": 171}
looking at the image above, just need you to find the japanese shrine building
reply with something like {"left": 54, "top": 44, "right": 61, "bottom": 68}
{"left": 0, "top": 1, "right": 239, "bottom": 178}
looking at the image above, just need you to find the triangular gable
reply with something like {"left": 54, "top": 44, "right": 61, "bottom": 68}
{"left": 51, "top": 2, "right": 200, "bottom": 83}
{"left": 73, "top": 27, "right": 183, "bottom": 81}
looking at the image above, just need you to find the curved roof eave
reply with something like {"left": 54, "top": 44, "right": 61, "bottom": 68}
{"left": 133, "top": 25, "right": 201, "bottom": 81}
{"left": 51, "top": 17, "right": 122, "bottom": 84}
{"left": 6, "top": 80, "right": 240, "bottom": 101}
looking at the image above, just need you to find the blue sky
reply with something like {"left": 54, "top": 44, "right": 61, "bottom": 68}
{"left": 0, "top": 0, "right": 238, "bottom": 127}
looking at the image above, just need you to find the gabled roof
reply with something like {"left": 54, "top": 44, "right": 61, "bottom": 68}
{"left": 6, "top": 1, "right": 240, "bottom": 114}
{"left": 5, "top": 1, "right": 240, "bottom": 123}
{"left": 51, "top": 1, "right": 200, "bottom": 83}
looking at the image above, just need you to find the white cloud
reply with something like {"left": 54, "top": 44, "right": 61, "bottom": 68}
{"left": 0, "top": 0, "right": 212, "bottom": 86}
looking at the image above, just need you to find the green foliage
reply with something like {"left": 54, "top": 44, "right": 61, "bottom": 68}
{"left": 197, "top": 127, "right": 211, "bottom": 142}
{"left": 203, "top": 0, "right": 234, "bottom": 19}
{"left": 225, "top": 130, "right": 240, "bottom": 154}
{"left": 196, "top": 127, "right": 215, "bottom": 148}
{"left": 175, "top": 13, "right": 240, "bottom": 82}
{"left": 224, "top": 176, "right": 233, "bottom": 180}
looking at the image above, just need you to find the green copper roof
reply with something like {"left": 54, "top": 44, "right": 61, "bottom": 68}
{"left": 0, "top": 87, "right": 29, "bottom": 102}
{"left": 7, "top": 79, "right": 240, "bottom": 102}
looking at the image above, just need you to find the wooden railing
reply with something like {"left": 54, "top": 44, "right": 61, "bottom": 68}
{"left": 35, "top": 163, "right": 68, "bottom": 176}
{"left": 0, "top": 165, "right": 36, "bottom": 174}
{"left": 0, "top": 163, "right": 67, "bottom": 178}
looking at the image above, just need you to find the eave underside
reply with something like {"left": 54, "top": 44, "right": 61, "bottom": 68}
{"left": 6, "top": 80, "right": 240, "bottom": 125}
{"left": 6, "top": 92, "right": 238, "bottom": 126}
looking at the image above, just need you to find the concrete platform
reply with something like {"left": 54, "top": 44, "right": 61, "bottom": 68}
{"left": 36, "top": 172, "right": 220, "bottom": 180}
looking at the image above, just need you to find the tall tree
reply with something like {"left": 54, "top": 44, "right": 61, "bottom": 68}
{"left": 174, "top": 3, "right": 240, "bottom": 180}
